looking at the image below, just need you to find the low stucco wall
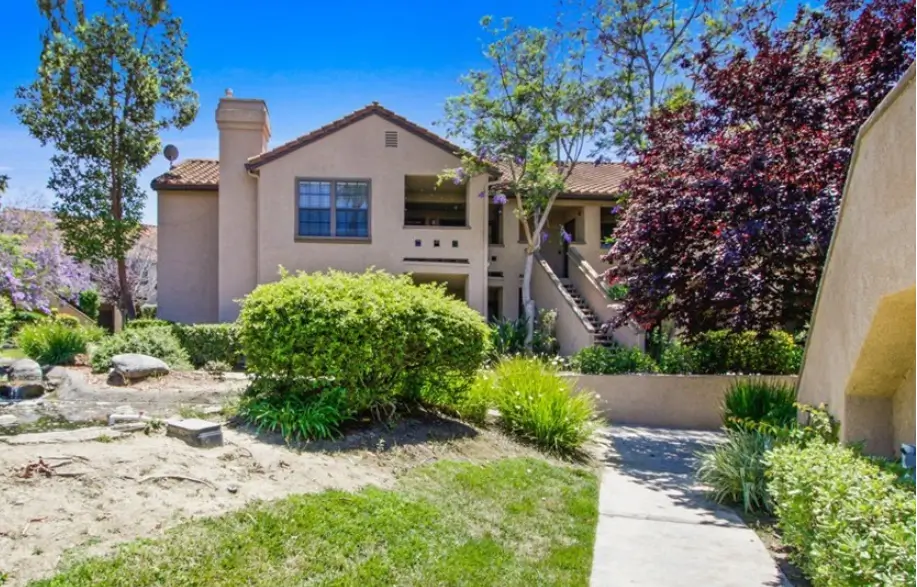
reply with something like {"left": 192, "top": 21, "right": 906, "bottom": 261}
{"left": 532, "top": 256, "right": 594, "bottom": 355}
{"left": 566, "top": 374, "right": 798, "bottom": 430}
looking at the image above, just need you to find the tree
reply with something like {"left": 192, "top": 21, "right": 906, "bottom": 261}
{"left": 440, "top": 18, "right": 607, "bottom": 346}
{"left": 15, "top": 0, "right": 197, "bottom": 320}
{"left": 604, "top": 0, "right": 915, "bottom": 335}
{"left": 585, "top": 0, "right": 774, "bottom": 155}
{"left": 91, "top": 226, "right": 156, "bottom": 309}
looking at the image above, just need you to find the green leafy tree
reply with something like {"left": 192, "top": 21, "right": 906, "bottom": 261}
{"left": 440, "top": 17, "right": 607, "bottom": 347}
{"left": 587, "top": 0, "right": 773, "bottom": 154}
{"left": 14, "top": 0, "right": 198, "bottom": 319}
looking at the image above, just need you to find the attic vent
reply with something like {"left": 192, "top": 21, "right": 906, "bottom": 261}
{"left": 384, "top": 131, "right": 398, "bottom": 148}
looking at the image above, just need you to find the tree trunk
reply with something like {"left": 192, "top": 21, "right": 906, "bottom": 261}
{"left": 521, "top": 251, "right": 536, "bottom": 349}
{"left": 117, "top": 255, "right": 135, "bottom": 321}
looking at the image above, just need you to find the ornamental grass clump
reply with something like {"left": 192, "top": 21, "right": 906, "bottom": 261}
{"left": 482, "top": 357, "right": 598, "bottom": 455}
{"left": 16, "top": 320, "right": 104, "bottom": 365}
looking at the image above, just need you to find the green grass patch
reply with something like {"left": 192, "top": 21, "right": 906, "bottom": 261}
{"left": 32, "top": 458, "right": 598, "bottom": 586}
{"left": 0, "top": 347, "right": 26, "bottom": 359}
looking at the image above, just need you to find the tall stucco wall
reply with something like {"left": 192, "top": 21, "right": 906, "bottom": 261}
{"left": 157, "top": 191, "right": 219, "bottom": 324}
{"left": 797, "top": 65, "right": 915, "bottom": 456}
{"left": 893, "top": 367, "right": 915, "bottom": 452}
{"left": 250, "top": 114, "right": 488, "bottom": 315}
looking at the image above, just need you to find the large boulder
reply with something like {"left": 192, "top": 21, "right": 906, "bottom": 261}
{"left": 10, "top": 358, "right": 42, "bottom": 382}
{"left": 0, "top": 357, "right": 17, "bottom": 376}
{"left": 107, "top": 354, "right": 169, "bottom": 386}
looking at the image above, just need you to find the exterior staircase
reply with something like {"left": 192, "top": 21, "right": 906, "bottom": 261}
{"left": 559, "top": 280, "right": 616, "bottom": 347}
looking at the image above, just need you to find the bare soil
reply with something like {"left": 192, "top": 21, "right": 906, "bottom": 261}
{"left": 0, "top": 415, "right": 558, "bottom": 586}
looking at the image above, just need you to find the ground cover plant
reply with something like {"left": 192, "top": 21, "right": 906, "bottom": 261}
{"left": 470, "top": 357, "right": 598, "bottom": 455}
{"left": 767, "top": 441, "right": 916, "bottom": 587}
{"left": 31, "top": 458, "right": 599, "bottom": 587}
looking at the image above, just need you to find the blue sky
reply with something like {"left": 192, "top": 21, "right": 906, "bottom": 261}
{"left": 0, "top": 1, "right": 804, "bottom": 225}
{"left": 0, "top": 0, "right": 564, "bottom": 224}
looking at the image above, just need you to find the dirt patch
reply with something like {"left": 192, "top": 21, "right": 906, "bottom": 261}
{"left": 740, "top": 512, "right": 811, "bottom": 587}
{"left": 0, "top": 415, "right": 563, "bottom": 586}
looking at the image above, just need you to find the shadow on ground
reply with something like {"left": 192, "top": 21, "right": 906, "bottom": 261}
{"left": 601, "top": 425, "right": 744, "bottom": 525}
{"left": 231, "top": 412, "right": 480, "bottom": 454}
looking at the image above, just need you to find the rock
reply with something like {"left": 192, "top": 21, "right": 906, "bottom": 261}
{"left": 226, "top": 484, "right": 239, "bottom": 494}
{"left": 0, "top": 357, "right": 16, "bottom": 375}
{"left": 0, "top": 414, "right": 17, "bottom": 427}
{"left": 109, "top": 354, "right": 169, "bottom": 384}
{"left": 44, "top": 366, "right": 70, "bottom": 389}
{"left": 166, "top": 418, "right": 223, "bottom": 448}
{"left": 10, "top": 358, "right": 42, "bottom": 382}
{"left": 107, "top": 370, "right": 128, "bottom": 386}
{"left": 0, "top": 382, "right": 44, "bottom": 400}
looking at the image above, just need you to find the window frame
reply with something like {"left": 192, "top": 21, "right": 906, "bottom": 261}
{"left": 294, "top": 177, "right": 372, "bottom": 242}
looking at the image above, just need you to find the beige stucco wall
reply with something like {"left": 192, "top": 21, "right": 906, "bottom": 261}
{"left": 248, "top": 113, "right": 487, "bottom": 315}
{"left": 568, "top": 374, "right": 798, "bottom": 430}
{"left": 157, "top": 190, "right": 219, "bottom": 323}
{"left": 532, "top": 256, "right": 595, "bottom": 355}
{"left": 893, "top": 367, "right": 915, "bottom": 453}
{"left": 797, "top": 65, "right": 915, "bottom": 456}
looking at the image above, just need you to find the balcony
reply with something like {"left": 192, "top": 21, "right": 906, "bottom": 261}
{"left": 403, "top": 175, "right": 467, "bottom": 228}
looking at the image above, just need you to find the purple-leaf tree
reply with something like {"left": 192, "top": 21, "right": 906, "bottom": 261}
{"left": 604, "top": 0, "right": 915, "bottom": 335}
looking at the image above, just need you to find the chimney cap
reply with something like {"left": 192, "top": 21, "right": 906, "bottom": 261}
{"left": 225, "top": 88, "right": 234, "bottom": 97}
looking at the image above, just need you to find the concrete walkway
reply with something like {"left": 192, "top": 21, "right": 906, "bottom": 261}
{"left": 590, "top": 426, "right": 790, "bottom": 587}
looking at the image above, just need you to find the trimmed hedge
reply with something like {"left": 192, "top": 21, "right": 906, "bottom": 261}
{"left": 767, "top": 441, "right": 916, "bottom": 587}
{"left": 172, "top": 323, "right": 241, "bottom": 369}
{"left": 570, "top": 345, "right": 658, "bottom": 375}
{"left": 90, "top": 326, "right": 191, "bottom": 372}
{"left": 125, "top": 318, "right": 172, "bottom": 330}
{"left": 687, "top": 330, "right": 802, "bottom": 375}
{"left": 238, "top": 269, "right": 491, "bottom": 415}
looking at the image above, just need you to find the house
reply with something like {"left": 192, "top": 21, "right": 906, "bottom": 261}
{"left": 151, "top": 93, "right": 643, "bottom": 354}
{"left": 797, "top": 63, "right": 915, "bottom": 457}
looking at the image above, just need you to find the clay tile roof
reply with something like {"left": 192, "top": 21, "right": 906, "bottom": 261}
{"left": 561, "top": 162, "right": 632, "bottom": 197}
{"left": 150, "top": 159, "right": 219, "bottom": 191}
{"left": 246, "top": 102, "right": 470, "bottom": 170}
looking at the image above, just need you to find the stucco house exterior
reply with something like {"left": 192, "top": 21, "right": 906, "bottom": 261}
{"left": 797, "top": 64, "right": 915, "bottom": 457}
{"left": 151, "top": 93, "right": 642, "bottom": 355}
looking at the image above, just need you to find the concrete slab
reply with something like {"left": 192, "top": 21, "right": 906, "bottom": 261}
{"left": 166, "top": 418, "right": 223, "bottom": 448}
{"left": 591, "top": 426, "right": 789, "bottom": 587}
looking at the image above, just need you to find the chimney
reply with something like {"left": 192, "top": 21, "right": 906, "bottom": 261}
{"left": 214, "top": 92, "right": 270, "bottom": 322}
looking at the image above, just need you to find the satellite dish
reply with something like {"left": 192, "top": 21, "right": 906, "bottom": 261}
{"left": 164, "top": 144, "right": 179, "bottom": 168}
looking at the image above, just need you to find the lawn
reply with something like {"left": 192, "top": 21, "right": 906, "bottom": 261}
{"left": 0, "top": 347, "right": 26, "bottom": 359}
{"left": 32, "top": 458, "right": 599, "bottom": 587}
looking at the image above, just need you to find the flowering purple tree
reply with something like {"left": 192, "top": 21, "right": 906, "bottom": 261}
{"left": 440, "top": 18, "right": 607, "bottom": 347}
{"left": 0, "top": 206, "right": 91, "bottom": 312}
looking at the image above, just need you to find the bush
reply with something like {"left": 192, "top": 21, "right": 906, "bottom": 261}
{"left": 488, "top": 309, "right": 559, "bottom": 360}
{"left": 238, "top": 377, "right": 352, "bottom": 441}
{"left": 690, "top": 330, "right": 801, "bottom": 374}
{"left": 172, "top": 323, "right": 241, "bottom": 369}
{"left": 657, "top": 340, "right": 699, "bottom": 374}
{"left": 53, "top": 313, "right": 81, "bottom": 328}
{"left": 90, "top": 326, "right": 190, "bottom": 372}
{"left": 477, "top": 357, "right": 598, "bottom": 454}
{"left": 0, "top": 296, "right": 13, "bottom": 342}
{"left": 238, "top": 269, "right": 490, "bottom": 416}
{"left": 722, "top": 378, "right": 797, "bottom": 431}
{"left": 767, "top": 441, "right": 916, "bottom": 587}
{"left": 696, "top": 429, "right": 773, "bottom": 513}
{"left": 78, "top": 289, "right": 100, "bottom": 320}
{"left": 138, "top": 304, "right": 157, "bottom": 319}
{"left": 125, "top": 318, "right": 171, "bottom": 330}
{"left": 16, "top": 321, "right": 97, "bottom": 365}
{"left": 570, "top": 344, "right": 659, "bottom": 375}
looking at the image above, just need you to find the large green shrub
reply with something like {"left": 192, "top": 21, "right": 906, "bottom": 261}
{"left": 477, "top": 357, "right": 598, "bottom": 454}
{"left": 657, "top": 340, "right": 699, "bottom": 374}
{"left": 237, "top": 270, "right": 490, "bottom": 415}
{"left": 570, "top": 344, "right": 658, "bottom": 375}
{"left": 0, "top": 296, "right": 13, "bottom": 342}
{"left": 488, "top": 309, "right": 559, "bottom": 360}
{"left": 90, "top": 326, "right": 190, "bottom": 372}
{"left": 767, "top": 441, "right": 916, "bottom": 587}
{"left": 172, "top": 323, "right": 241, "bottom": 369}
{"left": 722, "top": 378, "right": 797, "bottom": 431}
{"left": 691, "top": 330, "right": 801, "bottom": 374}
{"left": 125, "top": 318, "right": 172, "bottom": 330}
{"left": 77, "top": 289, "right": 100, "bottom": 320}
{"left": 697, "top": 429, "right": 773, "bottom": 513}
{"left": 16, "top": 321, "right": 103, "bottom": 365}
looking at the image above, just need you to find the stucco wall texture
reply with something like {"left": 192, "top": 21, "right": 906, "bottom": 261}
{"left": 797, "top": 64, "right": 916, "bottom": 456}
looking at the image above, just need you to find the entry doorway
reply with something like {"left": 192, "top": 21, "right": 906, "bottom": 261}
{"left": 561, "top": 219, "right": 576, "bottom": 278}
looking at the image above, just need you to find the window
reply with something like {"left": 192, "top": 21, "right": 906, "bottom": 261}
{"left": 600, "top": 207, "right": 619, "bottom": 248}
{"left": 297, "top": 179, "right": 369, "bottom": 239}
{"left": 488, "top": 203, "right": 503, "bottom": 245}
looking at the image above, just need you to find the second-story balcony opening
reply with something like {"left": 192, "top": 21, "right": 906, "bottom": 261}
{"left": 404, "top": 175, "right": 467, "bottom": 228}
